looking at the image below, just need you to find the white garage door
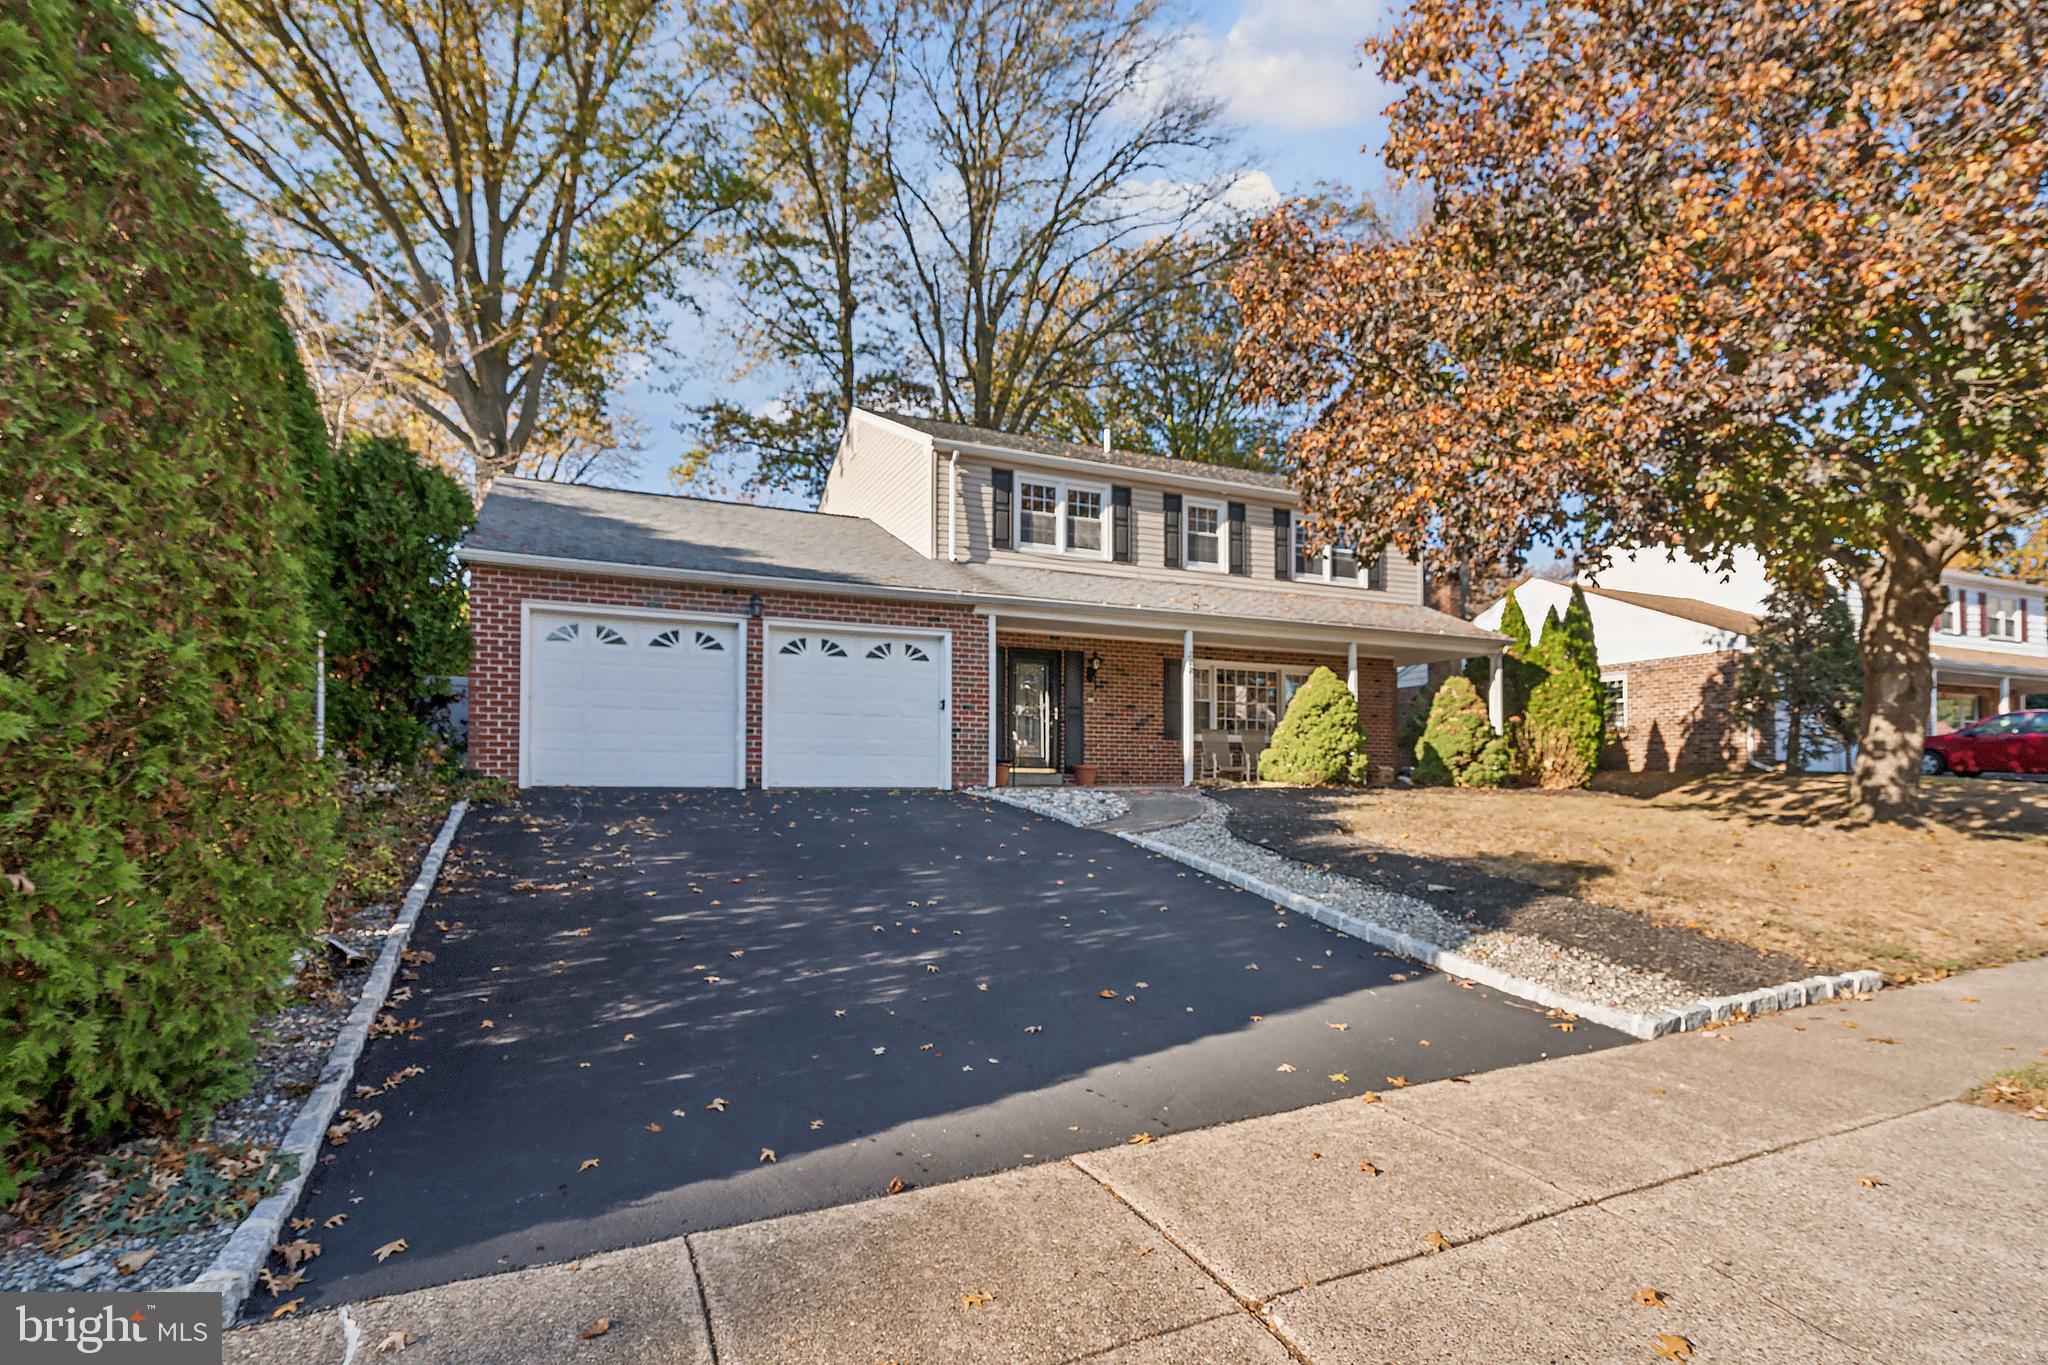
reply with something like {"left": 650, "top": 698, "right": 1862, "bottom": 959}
{"left": 526, "top": 610, "right": 742, "bottom": 787}
{"left": 763, "top": 625, "right": 950, "bottom": 788}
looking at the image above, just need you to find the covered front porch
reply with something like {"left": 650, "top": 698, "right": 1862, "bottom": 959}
{"left": 980, "top": 607, "right": 1502, "bottom": 788}
{"left": 1930, "top": 647, "right": 2048, "bottom": 734}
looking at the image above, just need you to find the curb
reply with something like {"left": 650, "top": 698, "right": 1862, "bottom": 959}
{"left": 185, "top": 799, "right": 469, "bottom": 1326}
{"left": 975, "top": 790, "right": 1883, "bottom": 1041}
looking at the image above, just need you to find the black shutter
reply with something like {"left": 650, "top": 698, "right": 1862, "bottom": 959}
{"left": 1111, "top": 485, "right": 1132, "bottom": 563}
{"left": 1162, "top": 657, "right": 1181, "bottom": 739}
{"left": 1273, "top": 509, "right": 1292, "bottom": 579}
{"left": 1227, "top": 501, "right": 1247, "bottom": 575}
{"left": 1064, "top": 651, "right": 1086, "bottom": 767}
{"left": 991, "top": 468, "right": 1013, "bottom": 550}
{"left": 995, "top": 649, "right": 1012, "bottom": 762}
{"left": 1163, "top": 493, "right": 1182, "bottom": 569}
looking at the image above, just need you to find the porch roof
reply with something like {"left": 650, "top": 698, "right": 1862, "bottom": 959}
{"left": 1932, "top": 644, "right": 2048, "bottom": 681}
{"left": 461, "top": 478, "right": 1501, "bottom": 657}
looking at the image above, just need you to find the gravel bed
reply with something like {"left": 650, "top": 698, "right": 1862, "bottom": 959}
{"left": 1141, "top": 797, "right": 1699, "bottom": 1014}
{"left": 0, "top": 897, "right": 403, "bottom": 1296}
{"left": 970, "top": 785, "right": 1131, "bottom": 826}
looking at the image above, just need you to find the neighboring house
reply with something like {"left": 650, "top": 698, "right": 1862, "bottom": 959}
{"left": 456, "top": 409, "right": 1502, "bottom": 790}
{"left": 1469, "top": 549, "right": 2048, "bottom": 773}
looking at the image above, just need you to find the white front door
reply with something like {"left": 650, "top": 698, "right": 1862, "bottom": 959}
{"left": 763, "top": 624, "right": 950, "bottom": 788}
{"left": 525, "top": 609, "right": 742, "bottom": 787}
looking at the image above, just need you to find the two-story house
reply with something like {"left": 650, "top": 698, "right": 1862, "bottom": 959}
{"left": 457, "top": 408, "right": 1504, "bottom": 789}
{"left": 1470, "top": 548, "right": 2048, "bottom": 773}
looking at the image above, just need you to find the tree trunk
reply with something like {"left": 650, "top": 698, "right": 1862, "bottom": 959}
{"left": 1848, "top": 532, "right": 1960, "bottom": 822}
{"left": 1784, "top": 703, "right": 1804, "bottom": 773}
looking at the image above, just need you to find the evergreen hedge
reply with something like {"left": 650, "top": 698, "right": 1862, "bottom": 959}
{"left": 1413, "top": 675, "right": 1513, "bottom": 787}
{"left": 1524, "top": 592, "right": 1606, "bottom": 787}
{"left": 0, "top": 0, "right": 338, "bottom": 1194}
{"left": 1257, "top": 666, "right": 1370, "bottom": 785}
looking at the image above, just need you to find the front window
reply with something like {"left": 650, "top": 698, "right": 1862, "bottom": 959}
{"left": 1014, "top": 477, "right": 1107, "bottom": 557}
{"left": 1987, "top": 594, "right": 2024, "bottom": 641}
{"left": 1939, "top": 588, "right": 1964, "bottom": 634}
{"left": 1185, "top": 501, "right": 1223, "bottom": 569}
{"left": 1600, "top": 673, "right": 1628, "bottom": 730}
{"left": 1193, "top": 665, "right": 1281, "bottom": 731}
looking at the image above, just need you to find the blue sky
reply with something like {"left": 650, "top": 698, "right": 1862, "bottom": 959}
{"left": 611, "top": 0, "right": 1398, "bottom": 496}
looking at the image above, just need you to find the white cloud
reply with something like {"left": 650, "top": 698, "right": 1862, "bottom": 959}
{"left": 1186, "top": 0, "right": 1393, "bottom": 133}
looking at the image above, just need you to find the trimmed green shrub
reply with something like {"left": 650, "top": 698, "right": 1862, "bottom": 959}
{"left": 1525, "top": 590, "right": 1606, "bottom": 787}
{"left": 0, "top": 0, "right": 338, "bottom": 1194}
{"left": 1413, "top": 675, "right": 1499, "bottom": 786}
{"left": 1258, "top": 666, "right": 1370, "bottom": 785}
{"left": 307, "top": 436, "right": 474, "bottom": 764}
{"left": 1497, "top": 589, "right": 1542, "bottom": 717}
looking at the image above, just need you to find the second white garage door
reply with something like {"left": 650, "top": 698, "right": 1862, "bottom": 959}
{"left": 763, "top": 624, "right": 950, "bottom": 788}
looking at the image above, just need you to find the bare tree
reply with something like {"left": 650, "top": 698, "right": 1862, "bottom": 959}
{"left": 159, "top": 0, "right": 742, "bottom": 490}
{"left": 885, "top": 0, "right": 1243, "bottom": 433}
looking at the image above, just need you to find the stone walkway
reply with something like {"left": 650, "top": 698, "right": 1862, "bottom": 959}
{"left": 224, "top": 957, "right": 2048, "bottom": 1364}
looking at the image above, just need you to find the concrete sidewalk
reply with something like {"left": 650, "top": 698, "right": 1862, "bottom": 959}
{"left": 225, "top": 958, "right": 2048, "bottom": 1364}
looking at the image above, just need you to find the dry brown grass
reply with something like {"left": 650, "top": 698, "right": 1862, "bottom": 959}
{"left": 1968, "top": 1062, "right": 2048, "bottom": 1121}
{"left": 1319, "top": 773, "right": 2048, "bottom": 981}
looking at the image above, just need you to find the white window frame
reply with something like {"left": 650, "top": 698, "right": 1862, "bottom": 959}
{"left": 1192, "top": 660, "right": 1285, "bottom": 732}
{"left": 1012, "top": 475, "right": 1111, "bottom": 560}
{"left": 1291, "top": 524, "right": 1385, "bottom": 589}
{"left": 1183, "top": 498, "right": 1226, "bottom": 573}
{"left": 1600, "top": 671, "right": 1628, "bottom": 731}
{"left": 1939, "top": 588, "right": 1965, "bottom": 635}
{"left": 1987, "top": 593, "right": 2024, "bottom": 641}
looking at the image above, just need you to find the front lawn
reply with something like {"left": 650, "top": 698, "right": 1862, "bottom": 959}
{"left": 1285, "top": 772, "right": 2048, "bottom": 981}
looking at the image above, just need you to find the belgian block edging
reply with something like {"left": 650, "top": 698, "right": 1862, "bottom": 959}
{"left": 975, "top": 788, "right": 1882, "bottom": 1041}
{"left": 185, "top": 799, "right": 469, "bottom": 1326}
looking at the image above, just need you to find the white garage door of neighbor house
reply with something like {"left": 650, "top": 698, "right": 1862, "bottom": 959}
{"left": 763, "top": 625, "right": 950, "bottom": 788}
{"left": 526, "top": 610, "right": 742, "bottom": 787}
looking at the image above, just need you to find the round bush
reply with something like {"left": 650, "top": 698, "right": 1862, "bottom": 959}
{"left": 1258, "top": 666, "right": 1370, "bottom": 785}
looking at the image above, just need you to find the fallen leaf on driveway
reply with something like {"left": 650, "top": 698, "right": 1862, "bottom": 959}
{"left": 374, "top": 1239, "right": 409, "bottom": 1262}
{"left": 1024, "top": 1025, "right": 1043, "bottom": 1034}
{"left": 1421, "top": 1230, "right": 1453, "bottom": 1254}
{"left": 645, "top": 1123, "right": 662, "bottom": 1133}
{"left": 569, "top": 927, "right": 592, "bottom": 937}
{"left": 1550, "top": 1021, "right": 1576, "bottom": 1032}
{"left": 324, "top": 1214, "right": 347, "bottom": 1229}
{"left": 1328, "top": 1073, "right": 1349, "bottom": 1083}
{"left": 709, "top": 1098, "right": 728, "bottom": 1112}
{"left": 290, "top": 1217, "right": 314, "bottom": 1232}
{"left": 271, "top": 1299, "right": 304, "bottom": 1319}
{"left": 1098, "top": 989, "right": 1118, "bottom": 999}
{"left": 1387, "top": 1076, "right": 1410, "bottom": 1088}
{"left": 579, "top": 1159, "right": 601, "bottom": 1172}
{"left": 274, "top": 1240, "right": 321, "bottom": 1270}
{"left": 1634, "top": 1287, "right": 1671, "bottom": 1308}
{"left": 375, "top": 1331, "right": 411, "bottom": 1354}
{"left": 111, "top": 1248, "right": 155, "bottom": 1276}
{"left": 1865, "top": 1036, "right": 1898, "bottom": 1045}
{"left": 1276, "top": 1063, "right": 1296, "bottom": 1073}
{"left": 1127, "top": 1132, "right": 1154, "bottom": 1145}
{"left": 810, "top": 1119, "right": 824, "bottom": 1130}
{"left": 579, "top": 1318, "right": 612, "bottom": 1340}
{"left": 479, "top": 1020, "right": 494, "bottom": 1029}
{"left": 1651, "top": 1334, "right": 1694, "bottom": 1361}
{"left": 960, "top": 1291, "right": 995, "bottom": 1309}
{"left": 258, "top": 1268, "right": 306, "bottom": 1295}
{"left": 886, "top": 1177, "right": 906, "bottom": 1195}
{"left": 1858, "top": 1176, "right": 1886, "bottom": 1189}
{"left": 759, "top": 1148, "right": 777, "bottom": 1163}
{"left": 1359, "top": 1091, "right": 1381, "bottom": 1104}
{"left": 1326, "top": 1022, "right": 1349, "bottom": 1031}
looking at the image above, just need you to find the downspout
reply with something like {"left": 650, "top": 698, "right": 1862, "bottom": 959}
{"left": 948, "top": 450, "right": 961, "bottom": 562}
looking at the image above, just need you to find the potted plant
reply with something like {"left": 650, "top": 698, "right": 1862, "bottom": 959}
{"left": 1073, "top": 762, "right": 1099, "bottom": 787}
{"left": 994, "top": 761, "right": 1011, "bottom": 787}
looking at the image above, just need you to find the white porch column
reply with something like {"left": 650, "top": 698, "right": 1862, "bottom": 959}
{"left": 987, "top": 614, "right": 998, "bottom": 785}
{"left": 1999, "top": 675, "right": 2013, "bottom": 715}
{"left": 1181, "top": 629, "right": 1196, "bottom": 787}
{"left": 1346, "top": 641, "right": 1359, "bottom": 701}
{"left": 1929, "top": 668, "right": 1940, "bottom": 733}
{"left": 1488, "top": 650, "right": 1507, "bottom": 731}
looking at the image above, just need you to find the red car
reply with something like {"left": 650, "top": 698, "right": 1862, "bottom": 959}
{"left": 1923, "top": 710, "right": 2048, "bottom": 775}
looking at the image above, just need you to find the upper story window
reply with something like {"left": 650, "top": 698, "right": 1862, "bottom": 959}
{"left": 1939, "top": 587, "right": 1965, "bottom": 635}
{"left": 1184, "top": 500, "right": 1224, "bottom": 571}
{"left": 1987, "top": 593, "right": 2026, "bottom": 641}
{"left": 1014, "top": 476, "right": 1109, "bottom": 559}
{"left": 1293, "top": 525, "right": 1388, "bottom": 590}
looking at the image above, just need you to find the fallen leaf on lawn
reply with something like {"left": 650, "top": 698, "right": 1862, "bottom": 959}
{"left": 579, "top": 1318, "right": 612, "bottom": 1340}
{"left": 1326, "top": 1022, "right": 1349, "bottom": 1031}
{"left": 1634, "top": 1287, "right": 1671, "bottom": 1308}
{"left": 374, "top": 1238, "right": 409, "bottom": 1262}
{"left": 111, "top": 1247, "right": 154, "bottom": 1275}
{"left": 1127, "top": 1132, "right": 1154, "bottom": 1145}
{"left": 1098, "top": 989, "right": 1118, "bottom": 999}
{"left": 274, "top": 1239, "right": 321, "bottom": 1270}
{"left": 1328, "top": 1073, "right": 1349, "bottom": 1084}
{"left": 579, "top": 1158, "right": 601, "bottom": 1172}
{"left": 960, "top": 1291, "right": 995, "bottom": 1309}
{"left": 1651, "top": 1334, "right": 1694, "bottom": 1361}
{"left": 886, "top": 1177, "right": 906, "bottom": 1195}
{"left": 1421, "top": 1230, "right": 1453, "bottom": 1254}
{"left": 1276, "top": 1063, "right": 1296, "bottom": 1073}
{"left": 646, "top": 1122, "right": 662, "bottom": 1133}
{"left": 375, "top": 1331, "right": 411, "bottom": 1354}
{"left": 324, "top": 1214, "right": 347, "bottom": 1229}
{"left": 1387, "top": 1076, "right": 1409, "bottom": 1088}
{"left": 1858, "top": 1176, "right": 1886, "bottom": 1189}
{"left": 1358, "top": 1162, "right": 1380, "bottom": 1176}
{"left": 271, "top": 1299, "right": 304, "bottom": 1319}
{"left": 759, "top": 1147, "right": 777, "bottom": 1163}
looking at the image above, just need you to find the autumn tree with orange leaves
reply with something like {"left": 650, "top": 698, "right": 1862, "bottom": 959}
{"left": 1234, "top": 0, "right": 2047, "bottom": 821}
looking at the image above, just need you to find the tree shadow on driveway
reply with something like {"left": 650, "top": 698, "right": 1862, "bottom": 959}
{"left": 274, "top": 790, "right": 1621, "bottom": 1314}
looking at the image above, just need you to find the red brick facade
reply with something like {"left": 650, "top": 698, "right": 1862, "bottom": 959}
{"left": 995, "top": 631, "right": 1398, "bottom": 785}
{"left": 1601, "top": 650, "right": 1753, "bottom": 772}
{"left": 468, "top": 563, "right": 990, "bottom": 787}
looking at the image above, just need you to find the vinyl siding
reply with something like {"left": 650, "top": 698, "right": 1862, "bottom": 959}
{"left": 818, "top": 411, "right": 937, "bottom": 557}
{"left": 948, "top": 456, "right": 1424, "bottom": 606}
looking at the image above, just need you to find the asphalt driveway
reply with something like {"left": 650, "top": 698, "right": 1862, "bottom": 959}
{"left": 275, "top": 790, "right": 1623, "bottom": 1313}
